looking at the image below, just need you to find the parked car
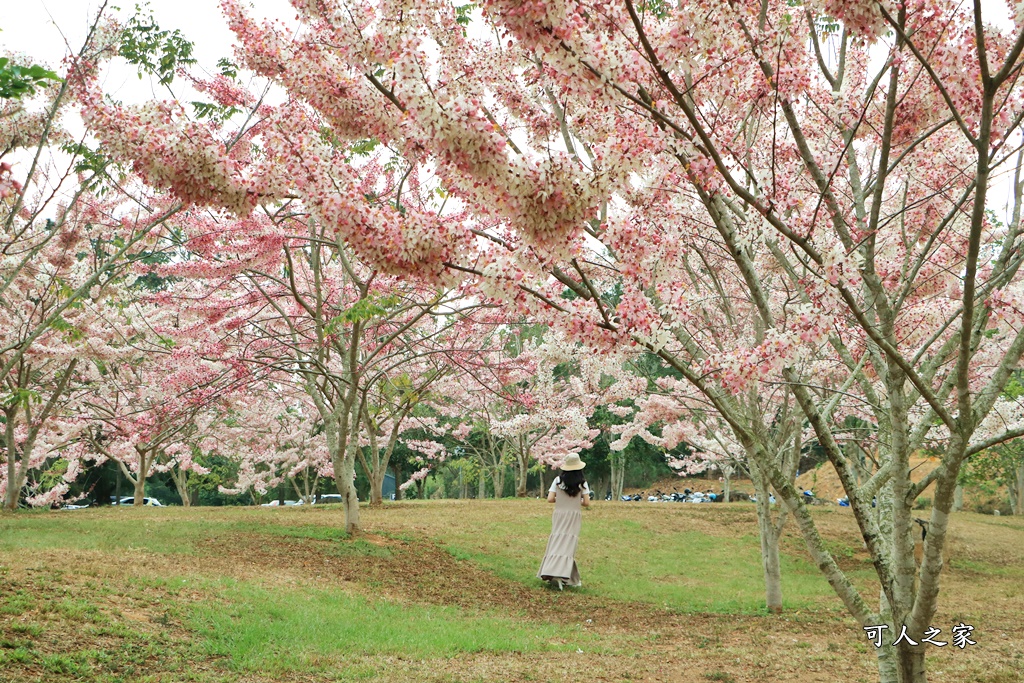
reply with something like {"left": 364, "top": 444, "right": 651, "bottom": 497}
{"left": 313, "top": 494, "right": 343, "bottom": 505}
{"left": 116, "top": 497, "right": 164, "bottom": 507}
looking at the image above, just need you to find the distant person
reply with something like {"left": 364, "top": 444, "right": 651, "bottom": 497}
{"left": 537, "top": 454, "right": 590, "bottom": 590}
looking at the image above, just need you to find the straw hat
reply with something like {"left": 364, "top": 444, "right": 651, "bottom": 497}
{"left": 560, "top": 454, "right": 586, "bottom": 471}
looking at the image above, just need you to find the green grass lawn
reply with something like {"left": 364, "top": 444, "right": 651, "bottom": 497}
{"left": 441, "top": 512, "right": 852, "bottom": 613}
{"left": 1, "top": 502, "right": 1020, "bottom": 683}
{"left": 189, "top": 579, "right": 576, "bottom": 674}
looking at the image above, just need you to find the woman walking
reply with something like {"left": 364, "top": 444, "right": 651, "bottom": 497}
{"left": 537, "top": 454, "right": 590, "bottom": 590}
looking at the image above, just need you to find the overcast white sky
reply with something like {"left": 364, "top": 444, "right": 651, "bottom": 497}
{"left": 1, "top": 0, "right": 295, "bottom": 62}
{"left": 1, "top": 0, "right": 294, "bottom": 102}
{"left": 3, "top": 0, "right": 1023, "bottom": 220}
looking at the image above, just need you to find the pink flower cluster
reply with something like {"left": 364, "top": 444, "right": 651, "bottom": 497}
{"left": 0, "top": 161, "right": 22, "bottom": 200}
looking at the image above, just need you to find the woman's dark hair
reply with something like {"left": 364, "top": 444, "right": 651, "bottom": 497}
{"left": 558, "top": 469, "right": 587, "bottom": 497}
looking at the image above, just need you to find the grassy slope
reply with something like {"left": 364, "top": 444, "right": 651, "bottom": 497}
{"left": 1, "top": 501, "right": 1022, "bottom": 683}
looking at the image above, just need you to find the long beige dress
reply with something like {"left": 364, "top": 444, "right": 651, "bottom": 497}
{"left": 537, "top": 478, "right": 590, "bottom": 586}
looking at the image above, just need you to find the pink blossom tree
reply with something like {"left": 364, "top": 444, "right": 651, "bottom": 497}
{"left": 75, "top": 294, "right": 247, "bottom": 507}
{"left": 436, "top": 324, "right": 639, "bottom": 497}
{"left": 214, "top": 383, "right": 333, "bottom": 504}
{"left": 81, "top": 1, "right": 1024, "bottom": 680}
{"left": 150, "top": 201, "right": 483, "bottom": 530}
{"left": 353, "top": 310, "right": 488, "bottom": 504}
{"left": 2, "top": 12, "right": 188, "bottom": 510}
{"left": 435, "top": 378, "right": 515, "bottom": 498}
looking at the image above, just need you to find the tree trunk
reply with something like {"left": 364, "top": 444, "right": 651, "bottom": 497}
{"left": 369, "top": 469, "right": 385, "bottom": 506}
{"left": 478, "top": 468, "right": 486, "bottom": 499}
{"left": 337, "top": 454, "right": 360, "bottom": 534}
{"left": 3, "top": 408, "right": 29, "bottom": 511}
{"left": 723, "top": 468, "right": 732, "bottom": 503}
{"left": 3, "top": 454, "right": 20, "bottom": 511}
{"left": 291, "top": 473, "right": 314, "bottom": 505}
{"left": 2, "top": 362, "right": 76, "bottom": 511}
{"left": 896, "top": 643, "right": 927, "bottom": 683}
{"left": 132, "top": 475, "right": 146, "bottom": 507}
{"left": 124, "top": 446, "right": 152, "bottom": 507}
{"left": 750, "top": 460, "right": 784, "bottom": 613}
{"left": 1011, "top": 463, "right": 1024, "bottom": 515}
{"left": 321, "top": 401, "right": 360, "bottom": 533}
{"left": 754, "top": 487, "right": 783, "bottom": 612}
{"left": 874, "top": 618, "right": 900, "bottom": 683}
{"left": 610, "top": 449, "right": 625, "bottom": 499}
{"left": 952, "top": 484, "right": 964, "bottom": 512}
{"left": 362, "top": 406, "right": 408, "bottom": 508}
{"left": 172, "top": 468, "right": 191, "bottom": 508}
{"left": 759, "top": 515, "right": 783, "bottom": 614}
{"left": 515, "top": 440, "right": 529, "bottom": 497}
{"left": 492, "top": 464, "right": 505, "bottom": 498}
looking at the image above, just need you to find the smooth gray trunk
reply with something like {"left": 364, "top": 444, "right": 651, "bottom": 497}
{"left": 875, "top": 647, "right": 899, "bottom": 683}
{"left": 516, "top": 465, "right": 527, "bottom": 497}
{"left": 318, "top": 400, "right": 361, "bottom": 533}
{"left": 3, "top": 420, "right": 36, "bottom": 511}
{"left": 132, "top": 476, "right": 146, "bottom": 507}
{"left": 3, "top": 447, "right": 20, "bottom": 511}
{"left": 514, "top": 440, "right": 529, "bottom": 497}
{"left": 1011, "top": 464, "right": 1024, "bottom": 515}
{"left": 171, "top": 467, "right": 191, "bottom": 508}
{"left": 610, "top": 449, "right": 625, "bottom": 499}
{"left": 757, "top": 509, "right": 783, "bottom": 612}
{"left": 369, "top": 468, "right": 386, "bottom": 506}
{"left": 897, "top": 645, "right": 927, "bottom": 683}
{"left": 492, "top": 464, "right": 505, "bottom": 498}
{"left": 336, "top": 454, "right": 360, "bottom": 533}
{"left": 749, "top": 461, "right": 784, "bottom": 613}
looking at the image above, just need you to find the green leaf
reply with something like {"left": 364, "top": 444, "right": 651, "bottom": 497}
{"left": 191, "top": 100, "right": 240, "bottom": 124}
{"left": 350, "top": 138, "right": 380, "bottom": 156}
{"left": 59, "top": 141, "right": 120, "bottom": 187}
{"left": 341, "top": 299, "right": 388, "bottom": 323}
{"left": 0, "top": 57, "right": 62, "bottom": 100}
{"left": 325, "top": 294, "right": 399, "bottom": 332}
{"left": 454, "top": 3, "right": 476, "bottom": 26}
{"left": 118, "top": 4, "right": 196, "bottom": 86}
{"left": 217, "top": 57, "right": 238, "bottom": 80}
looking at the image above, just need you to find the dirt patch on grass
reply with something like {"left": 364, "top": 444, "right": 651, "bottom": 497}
{"left": 0, "top": 565, "right": 214, "bottom": 683}
{"left": 194, "top": 529, "right": 663, "bottom": 630}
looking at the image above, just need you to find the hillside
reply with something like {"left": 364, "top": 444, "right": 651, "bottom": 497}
{"left": 794, "top": 456, "right": 941, "bottom": 503}
{"left": 630, "top": 456, "right": 1014, "bottom": 513}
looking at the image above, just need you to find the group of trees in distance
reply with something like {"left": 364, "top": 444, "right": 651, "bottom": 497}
{"left": 6, "top": 1, "right": 1024, "bottom": 681}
